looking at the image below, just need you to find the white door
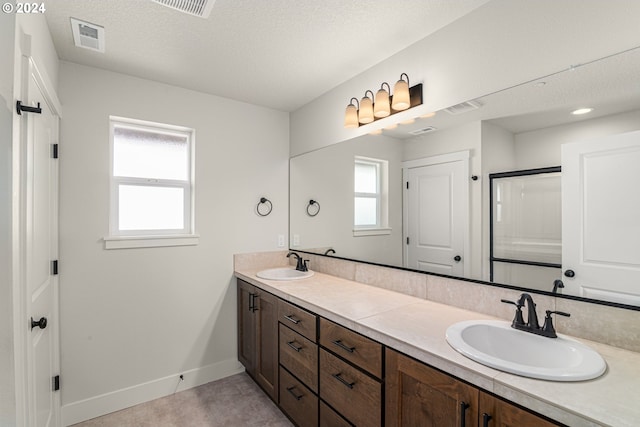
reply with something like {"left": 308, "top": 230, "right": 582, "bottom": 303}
{"left": 403, "top": 152, "right": 469, "bottom": 276}
{"left": 22, "top": 58, "right": 60, "bottom": 427}
{"left": 562, "top": 130, "right": 640, "bottom": 305}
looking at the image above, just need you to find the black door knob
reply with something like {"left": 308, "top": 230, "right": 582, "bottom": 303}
{"left": 564, "top": 269, "right": 575, "bottom": 278}
{"left": 30, "top": 317, "right": 47, "bottom": 330}
{"left": 454, "top": 255, "right": 462, "bottom": 262}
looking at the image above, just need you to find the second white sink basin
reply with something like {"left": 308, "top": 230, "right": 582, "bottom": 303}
{"left": 256, "top": 267, "right": 314, "bottom": 281}
{"left": 446, "top": 320, "right": 606, "bottom": 381}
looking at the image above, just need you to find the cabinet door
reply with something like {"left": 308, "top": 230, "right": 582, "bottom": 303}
{"left": 479, "top": 392, "right": 560, "bottom": 427}
{"left": 255, "top": 290, "right": 279, "bottom": 402}
{"left": 386, "top": 349, "right": 478, "bottom": 427}
{"left": 237, "top": 280, "right": 256, "bottom": 376}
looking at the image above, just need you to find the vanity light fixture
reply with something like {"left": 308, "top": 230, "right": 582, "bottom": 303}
{"left": 572, "top": 107, "right": 593, "bottom": 115}
{"left": 344, "top": 98, "right": 359, "bottom": 128}
{"left": 343, "top": 73, "right": 423, "bottom": 128}
{"left": 359, "top": 90, "right": 375, "bottom": 124}
{"left": 391, "top": 73, "right": 411, "bottom": 111}
{"left": 374, "top": 83, "right": 391, "bottom": 118}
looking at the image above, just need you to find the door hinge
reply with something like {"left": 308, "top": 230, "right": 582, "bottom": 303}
{"left": 53, "top": 375, "right": 60, "bottom": 391}
{"left": 406, "top": 237, "right": 410, "bottom": 245}
{"left": 52, "top": 143, "right": 59, "bottom": 159}
{"left": 51, "top": 260, "right": 58, "bottom": 275}
{"left": 16, "top": 100, "right": 42, "bottom": 115}
{"left": 406, "top": 181, "right": 409, "bottom": 189}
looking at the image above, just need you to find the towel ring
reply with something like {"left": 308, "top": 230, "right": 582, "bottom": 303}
{"left": 256, "top": 197, "right": 273, "bottom": 217}
{"left": 306, "top": 199, "right": 320, "bottom": 217}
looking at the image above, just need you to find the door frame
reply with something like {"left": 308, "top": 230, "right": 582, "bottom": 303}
{"left": 12, "top": 28, "right": 63, "bottom": 427}
{"left": 402, "top": 150, "right": 470, "bottom": 277}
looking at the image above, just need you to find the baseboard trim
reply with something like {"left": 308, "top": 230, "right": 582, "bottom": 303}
{"left": 61, "top": 359, "right": 245, "bottom": 426}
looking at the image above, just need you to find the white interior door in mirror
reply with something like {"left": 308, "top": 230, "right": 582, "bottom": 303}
{"left": 562, "top": 130, "right": 640, "bottom": 305}
{"left": 403, "top": 152, "right": 469, "bottom": 277}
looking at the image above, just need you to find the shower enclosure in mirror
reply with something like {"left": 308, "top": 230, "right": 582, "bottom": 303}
{"left": 489, "top": 167, "right": 561, "bottom": 292}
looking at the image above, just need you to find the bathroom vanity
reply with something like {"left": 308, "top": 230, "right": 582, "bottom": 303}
{"left": 235, "top": 259, "right": 640, "bottom": 427}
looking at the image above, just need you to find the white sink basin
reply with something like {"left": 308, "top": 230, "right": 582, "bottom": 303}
{"left": 256, "top": 267, "right": 314, "bottom": 281}
{"left": 446, "top": 320, "right": 606, "bottom": 381}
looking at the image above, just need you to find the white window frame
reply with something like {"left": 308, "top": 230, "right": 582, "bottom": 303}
{"left": 105, "top": 116, "right": 198, "bottom": 249}
{"left": 353, "top": 156, "right": 391, "bottom": 236}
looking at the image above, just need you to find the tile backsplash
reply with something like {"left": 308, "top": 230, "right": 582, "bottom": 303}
{"left": 237, "top": 251, "right": 640, "bottom": 353}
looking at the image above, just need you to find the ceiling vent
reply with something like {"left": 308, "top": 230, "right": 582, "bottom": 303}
{"left": 409, "top": 126, "right": 437, "bottom": 136}
{"left": 444, "top": 100, "right": 482, "bottom": 115}
{"left": 151, "top": 0, "right": 216, "bottom": 18}
{"left": 70, "top": 18, "right": 105, "bottom": 52}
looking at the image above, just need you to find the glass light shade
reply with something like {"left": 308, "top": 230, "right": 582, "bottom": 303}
{"left": 374, "top": 88, "right": 390, "bottom": 118}
{"left": 392, "top": 78, "right": 410, "bottom": 111}
{"left": 359, "top": 96, "right": 374, "bottom": 124}
{"left": 344, "top": 103, "right": 359, "bottom": 128}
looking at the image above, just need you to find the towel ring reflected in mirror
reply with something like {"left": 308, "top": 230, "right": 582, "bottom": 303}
{"left": 306, "top": 199, "right": 320, "bottom": 217}
{"left": 256, "top": 197, "right": 273, "bottom": 217}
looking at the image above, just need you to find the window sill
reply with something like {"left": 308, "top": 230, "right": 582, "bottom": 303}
{"left": 103, "top": 234, "right": 200, "bottom": 249}
{"left": 353, "top": 227, "right": 392, "bottom": 237}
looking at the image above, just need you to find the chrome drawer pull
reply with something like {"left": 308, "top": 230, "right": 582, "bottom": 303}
{"left": 332, "top": 339, "right": 355, "bottom": 353}
{"left": 332, "top": 373, "right": 354, "bottom": 389}
{"left": 287, "top": 341, "right": 303, "bottom": 352}
{"left": 284, "top": 314, "right": 300, "bottom": 324}
{"left": 286, "top": 386, "right": 303, "bottom": 401}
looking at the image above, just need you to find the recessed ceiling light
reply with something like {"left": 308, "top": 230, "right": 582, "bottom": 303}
{"left": 572, "top": 108, "right": 593, "bottom": 115}
{"left": 534, "top": 81, "right": 547, "bottom": 87}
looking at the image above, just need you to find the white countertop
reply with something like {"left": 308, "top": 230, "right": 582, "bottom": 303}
{"left": 235, "top": 268, "right": 640, "bottom": 427}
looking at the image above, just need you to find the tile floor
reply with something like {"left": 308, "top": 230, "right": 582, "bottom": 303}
{"left": 71, "top": 373, "right": 293, "bottom": 427}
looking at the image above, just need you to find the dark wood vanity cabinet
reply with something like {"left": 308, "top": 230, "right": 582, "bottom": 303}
{"left": 237, "top": 279, "right": 279, "bottom": 402}
{"left": 385, "top": 349, "right": 562, "bottom": 427}
{"left": 237, "top": 279, "right": 563, "bottom": 427}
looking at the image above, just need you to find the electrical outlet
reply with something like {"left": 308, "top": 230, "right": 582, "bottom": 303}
{"left": 293, "top": 234, "right": 300, "bottom": 246}
{"left": 277, "top": 234, "right": 285, "bottom": 247}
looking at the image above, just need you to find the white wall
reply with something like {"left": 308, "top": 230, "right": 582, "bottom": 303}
{"left": 290, "top": 0, "right": 640, "bottom": 157}
{"left": 290, "top": 134, "right": 403, "bottom": 266}
{"left": 0, "top": 12, "right": 16, "bottom": 427}
{"left": 58, "top": 62, "right": 289, "bottom": 424}
{"left": 515, "top": 109, "right": 640, "bottom": 168}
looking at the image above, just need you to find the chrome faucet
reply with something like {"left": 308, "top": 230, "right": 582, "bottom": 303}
{"left": 501, "top": 293, "right": 570, "bottom": 338}
{"left": 286, "top": 251, "right": 308, "bottom": 272}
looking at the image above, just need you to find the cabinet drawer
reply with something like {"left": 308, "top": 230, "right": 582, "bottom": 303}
{"left": 319, "top": 318, "right": 382, "bottom": 378}
{"left": 320, "top": 401, "right": 352, "bottom": 427}
{"left": 280, "top": 366, "right": 318, "bottom": 427}
{"left": 280, "top": 323, "right": 318, "bottom": 392}
{"left": 278, "top": 299, "right": 317, "bottom": 342}
{"left": 319, "top": 350, "right": 381, "bottom": 427}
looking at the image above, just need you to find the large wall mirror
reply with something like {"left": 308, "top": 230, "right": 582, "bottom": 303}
{"left": 290, "top": 47, "right": 640, "bottom": 308}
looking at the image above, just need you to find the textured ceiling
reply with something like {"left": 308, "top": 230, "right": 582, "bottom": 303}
{"left": 44, "top": 0, "right": 489, "bottom": 112}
